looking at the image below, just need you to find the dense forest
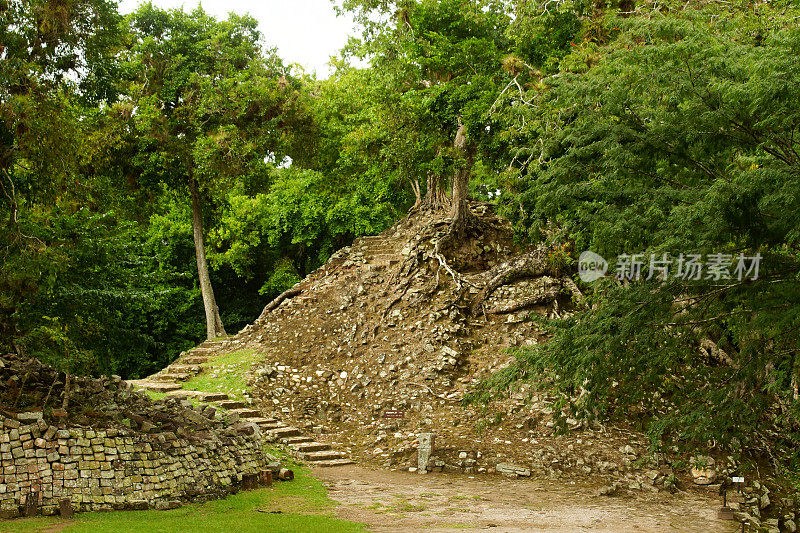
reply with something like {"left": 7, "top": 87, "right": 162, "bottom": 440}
{"left": 3, "top": 0, "right": 800, "bottom": 479}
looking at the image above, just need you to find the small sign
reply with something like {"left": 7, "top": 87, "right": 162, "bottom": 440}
{"left": 717, "top": 507, "right": 734, "bottom": 521}
{"left": 732, "top": 477, "right": 744, "bottom": 483}
{"left": 383, "top": 410, "right": 405, "bottom": 419}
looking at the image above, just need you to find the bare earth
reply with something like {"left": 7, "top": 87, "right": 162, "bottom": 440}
{"left": 314, "top": 465, "right": 738, "bottom": 533}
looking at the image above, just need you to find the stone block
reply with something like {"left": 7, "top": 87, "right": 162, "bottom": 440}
{"left": 258, "top": 469, "right": 273, "bottom": 487}
{"left": 417, "top": 433, "right": 435, "bottom": 472}
{"left": 59, "top": 498, "right": 74, "bottom": 518}
{"left": 496, "top": 463, "right": 531, "bottom": 477}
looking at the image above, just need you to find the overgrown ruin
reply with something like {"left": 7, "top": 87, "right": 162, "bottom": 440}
{"left": 0, "top": 354, "right": 276, "bottom": 518}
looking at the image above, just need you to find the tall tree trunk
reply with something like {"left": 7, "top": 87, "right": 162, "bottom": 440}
{"left": 451, "top": 122, "right": 474, "bottom": 234}
{"left": 189, "top": 176, "right": 226, "bottom": 340}
{"left": 423, "top": 170, "right": 449, "bottom": 210}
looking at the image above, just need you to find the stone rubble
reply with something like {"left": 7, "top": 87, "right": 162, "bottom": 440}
{"left": 213, "top": 206, "right": 800, "bottom": 532}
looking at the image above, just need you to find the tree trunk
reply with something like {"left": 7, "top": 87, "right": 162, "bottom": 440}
{"left": 189, "top": 176, "right": 226, "bottom": 340}
{"left": 409, "top": 177, "right": 422, "bottom": 211}
{"left": 451, "top": 122, "right": 474, "bottom": 234}
{"left": 422, "top": 170, "right": 450, "bottom": 210}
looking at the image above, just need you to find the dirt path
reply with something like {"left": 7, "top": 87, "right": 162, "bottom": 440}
{"left": 314, "top": 465, "right": 738, "bottom": 532}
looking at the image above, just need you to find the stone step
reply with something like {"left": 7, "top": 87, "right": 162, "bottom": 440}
{"left": 248, "top": 417, "right": 278, "bottom": 426}
{"left": 258, "top": 421, "right": 283, "bottom": 430}
{"left": 181, "top": 356, "right": 209, "bottom": 365}
{"left": 281, "top": 436, "right": 314, "bottom": 445}
{"left": 199, "top": 340, "right": 227, "bottom": 349}
{"left": 166, "top": 390, "right": 229, "bottom": 402}
{"left": 215, "top": 400, "right": 247, "bottom": 410}
{"left": 129, "top": 380, "right": 182, "bottom": 393}
{"left": 268, "top": 426, "right": 301, "bottom": 438}
{"left": 151, "top": 373, "right": 193, "bottom": 382}
{"left": 312, "top": 458, "right": 355, "bottom": 468}
{"left": 229, "top": 408, "right": 261, "bottom": 419}
{"left": 167, "top": 365, "right": 202, "bottom": 375}
{"left": 289, "top": 442, "right": 330, "bottom": 453}
{"left": 298, "top": 450, "right": 348, "bottom": 462}
{"left": 187, "top": 347, "right": 214, "bottom": 356}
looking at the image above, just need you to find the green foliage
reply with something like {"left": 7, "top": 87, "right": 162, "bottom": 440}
{"left": 118, "top": 4, "right": 308, "bottom": 194}
{"left": 208, "top": 166, "right": 397, "bottom": 298}
{"left": 489, "top": 3, "right": 800, "bottom": 463}
{"left": 260, "top": 260, "right": 300, "bottom": 297}
{"left": 333, "top": 0, "right": 515, "bottom": 200}
{"left": 509, "top": 1, "right": 583, "bottom": 70}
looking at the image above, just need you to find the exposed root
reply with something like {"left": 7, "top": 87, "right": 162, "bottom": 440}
{"left": 384, "top": 279, "right": 413, "bottom": 317}
{"left": 700, "top": 338, "right": 737, "bottom": 368}
{"left": 433, "top": 248, "right": 468, "bottom": 291}
{"left": 258, "top": 285, "right": 303, "bottom": 320}
{"left": 485, "top": 284, "right": 561, "bottom": 314}
{"left": 469, "top": 247, "right": 550, "bottom": 316}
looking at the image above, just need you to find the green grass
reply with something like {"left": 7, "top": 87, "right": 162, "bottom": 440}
{"left": 144, "top": 391, "right": 166, "bottom": 402}
{"left": 0, "top": 465, "right": 364, "bottom": 533}
{"left": 181, "top": 348, "right": 261, "bottom": 401}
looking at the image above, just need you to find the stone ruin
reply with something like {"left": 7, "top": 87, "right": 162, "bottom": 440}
{"left": 0, "top": 354, "right": 279, "bottom": 518}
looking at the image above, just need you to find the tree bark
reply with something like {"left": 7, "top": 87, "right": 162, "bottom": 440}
{"left": 451, "top": 122, "right": 474, "bottom": 234}
{"left": 423, "top": 170, "right": 449, "bottom": 210}
{"left": 410, "top": 177, "right": 422, "bottom": 211}
{"left": 189, "top": 176, "right": 226, "bottom": 340}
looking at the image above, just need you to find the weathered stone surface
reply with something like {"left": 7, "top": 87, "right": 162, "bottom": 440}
{"left": 418, "top": 433, "right": 435, "bottom": 473}
{"left": 23, "top": 492, "right": 39, "bottom": 517}
{"left": 496, "top": 463, "right": 531, "bottom": 478}
{"left": 690, "top": 455, "right": 717, "bottom": 485}
{"left": 242, "top": 473, "right": 260, "bottom": 490}
{"left": 59, "top": 498, "right": 74, "bottom": 518}
{"left": 259, "top": 469, "right": 273, "bottom": 487}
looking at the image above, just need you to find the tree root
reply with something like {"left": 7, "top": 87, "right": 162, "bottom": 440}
{"left": 485, "top": 284, "right": 561, "bottom": 314}
{"left": 484, "top": 276, "right": 586, "bottom": 315}
{"left": 469, "top": 247, "right": 550, "bottom": 316}
{"left": 258, "top": 286, "right": 303, "bottom": 320}
{"left": 700, "top": 338, "right": 737, "bottom": 368}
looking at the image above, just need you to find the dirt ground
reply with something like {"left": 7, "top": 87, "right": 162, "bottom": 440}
{"left": 314, "top": 465, "right": 739, "bottom": 532}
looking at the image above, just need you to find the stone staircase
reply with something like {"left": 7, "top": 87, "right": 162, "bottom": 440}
{"left": 354, "top": 235, "right": 401, "bottom": 268}
{"left": 128, "top": 340, "right": 228, "bottom": 393}
{"left": 127, "top": 340, "right": 353, "bottom": 468}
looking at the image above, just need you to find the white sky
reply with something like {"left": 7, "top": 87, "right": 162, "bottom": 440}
{"left": 117, "top": 0, "right": 360, "bottom": 78}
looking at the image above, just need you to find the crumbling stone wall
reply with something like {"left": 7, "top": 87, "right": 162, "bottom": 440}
{"left": 0, "top": 354, "right": 267, "bottom": 518}
{"left": 0, "top": 415, "right": 264, "bottom": 517}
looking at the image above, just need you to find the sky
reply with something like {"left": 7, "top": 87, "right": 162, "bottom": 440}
{"left": 117, "top": 0, "right": 361, "bottom": 78}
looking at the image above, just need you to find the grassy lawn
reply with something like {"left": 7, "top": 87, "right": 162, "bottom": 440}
{"left": 180, "top": 348, "right": 261, "bottom": 401}
{"left": 0, "top": 464, "right": 364, "bottom": 533}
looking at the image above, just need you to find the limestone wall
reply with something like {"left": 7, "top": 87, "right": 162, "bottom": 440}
{"left": 0, "top": 414, "right": 265, "bottom": 517}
